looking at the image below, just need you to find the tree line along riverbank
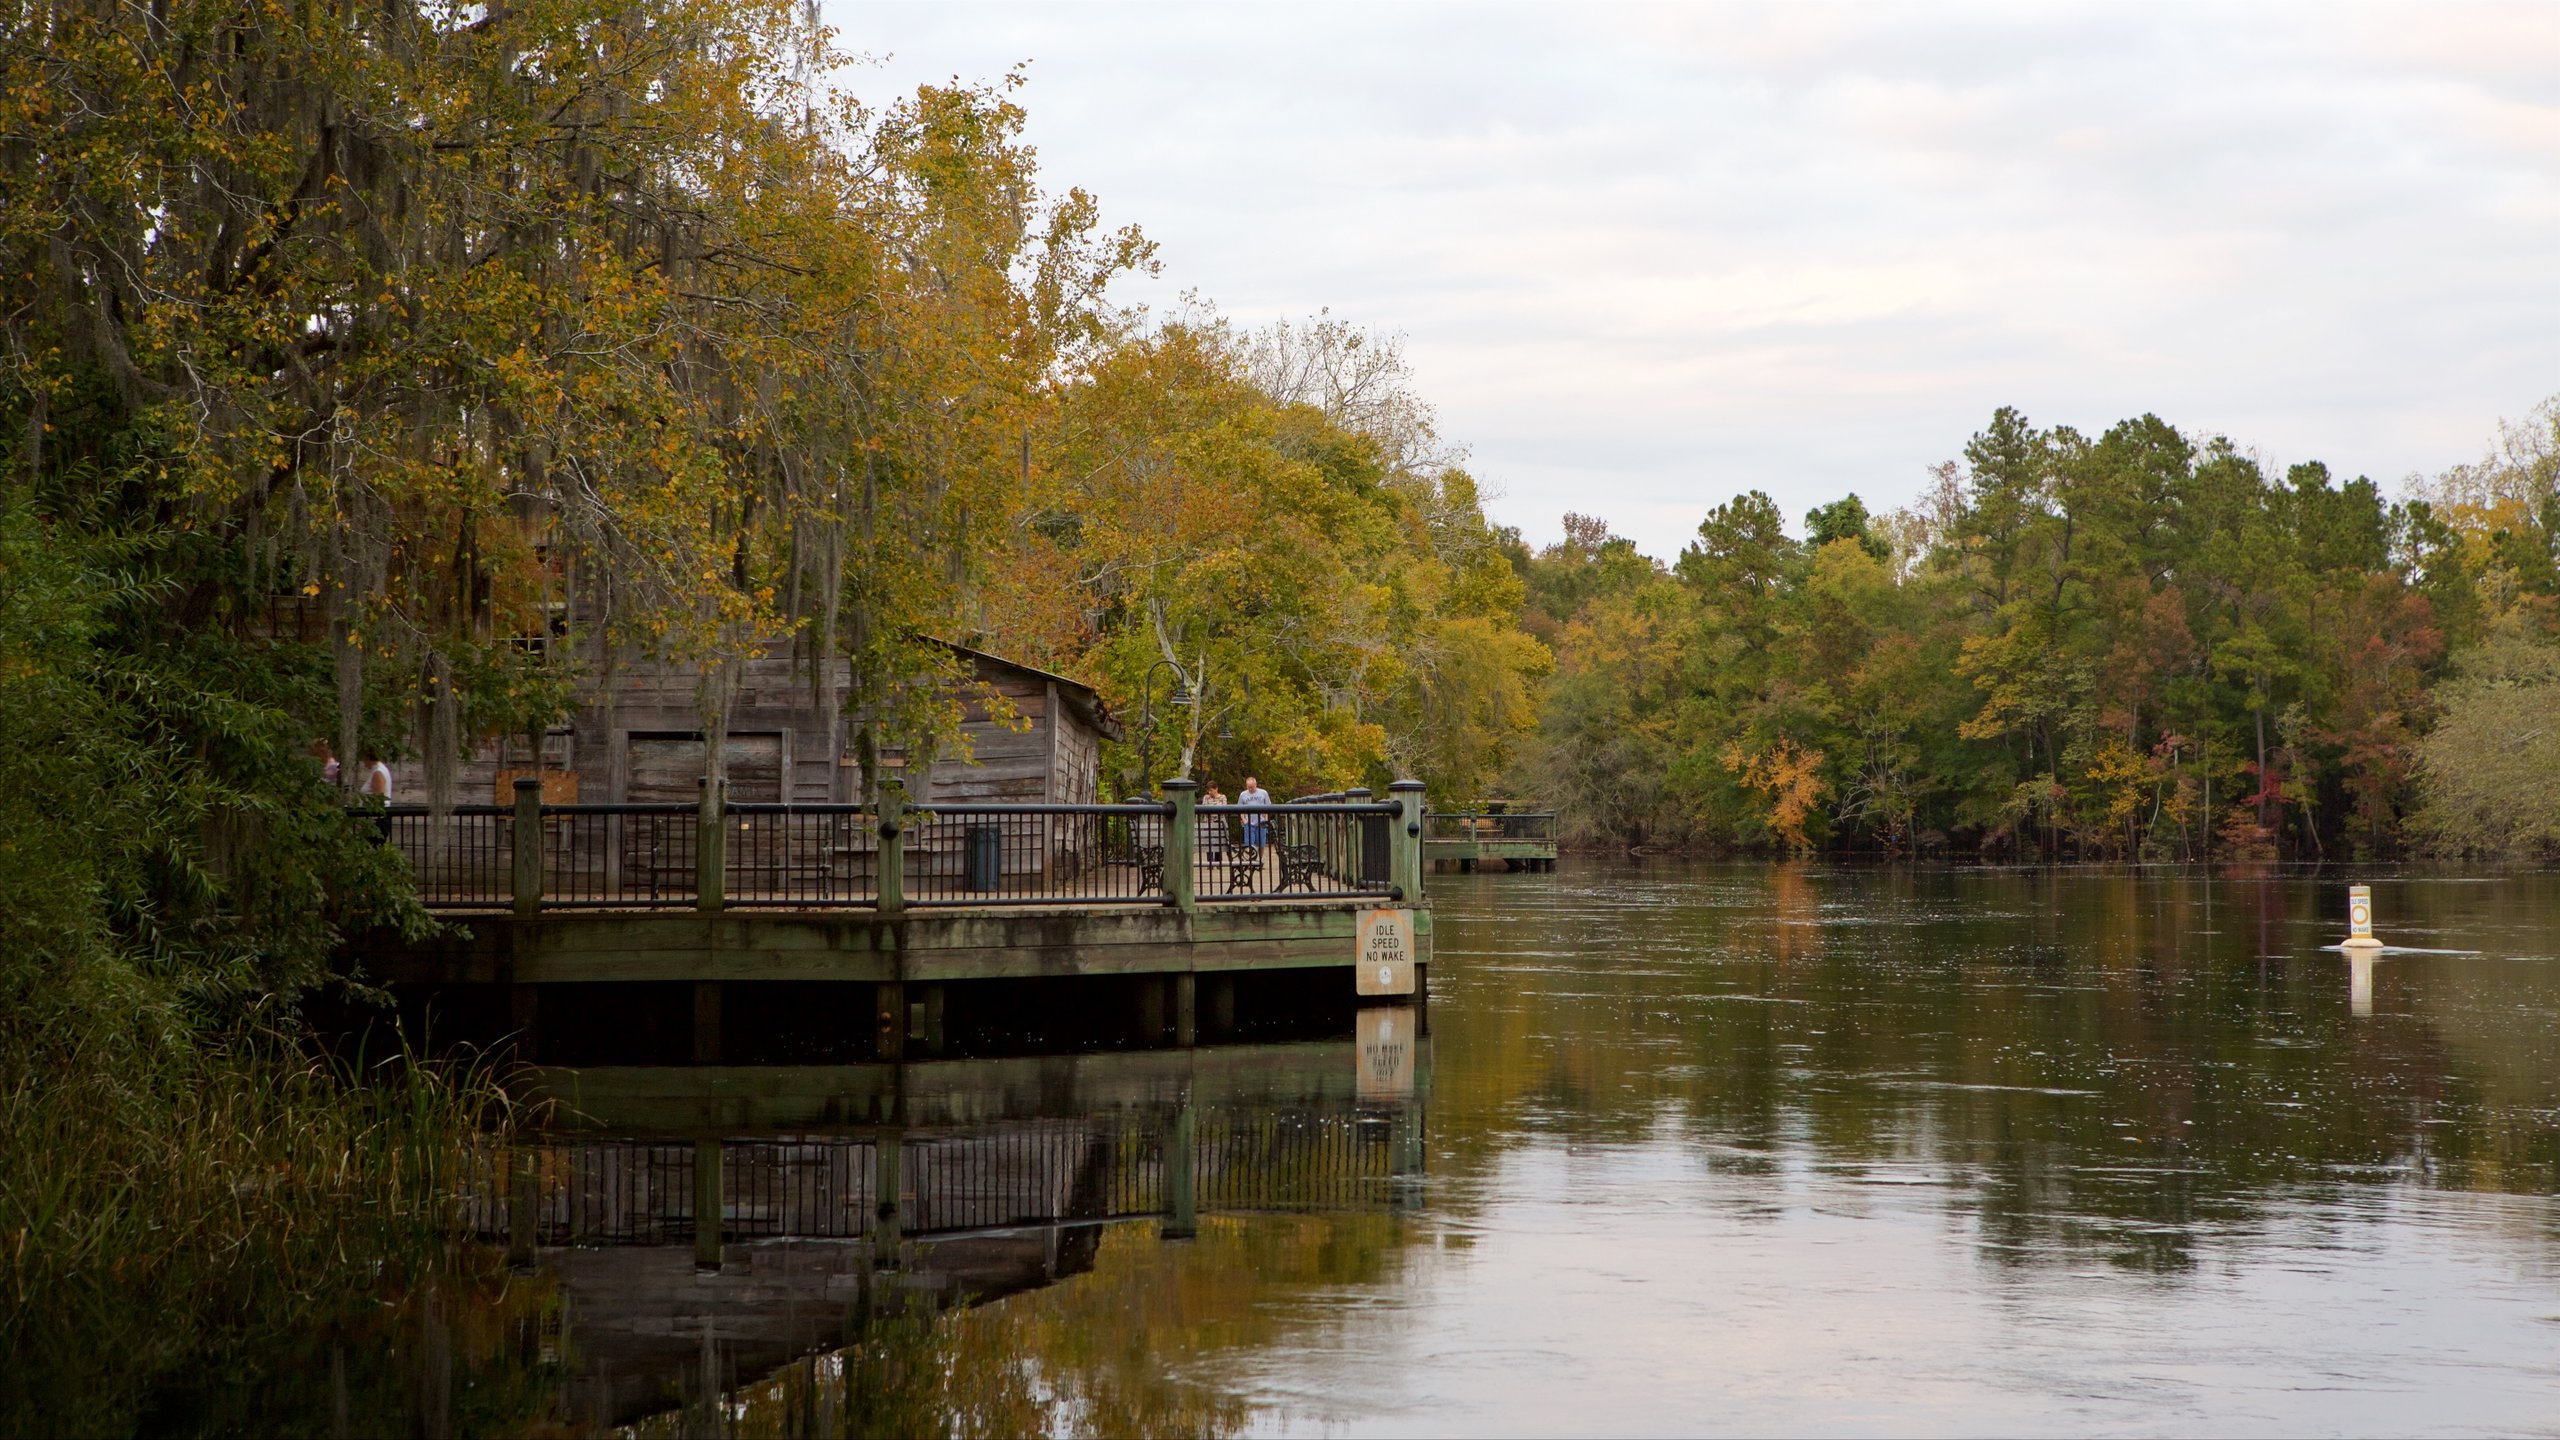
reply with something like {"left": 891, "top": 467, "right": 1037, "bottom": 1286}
{"left": 1509, "top": 400, "right": 2560, "bottom": 864}
{"left": 2, "top": 0, "right": 2553, "bottom": 1425}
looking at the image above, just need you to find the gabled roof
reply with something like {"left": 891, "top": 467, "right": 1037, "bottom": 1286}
{"left": 927, "top": 637, "right": 1123, "bottom": 740}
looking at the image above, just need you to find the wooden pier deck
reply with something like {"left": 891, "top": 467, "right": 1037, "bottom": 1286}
{"left": 1422, "top": 810, "right": 1559, "bottom": 872}
{"left": 358, "top": 780, "right": 1433, "bottom": 1058}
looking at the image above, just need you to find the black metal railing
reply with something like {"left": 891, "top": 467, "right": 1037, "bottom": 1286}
{"left": 382, "top": 806, "right": 512, "bottom": 906}
{"left": 385, "top": 788, "right": 1419, "bottom": 911}
{"left": 723, "top": 805, "right": 876, "bottom": 908}
{"left": 1196, "top": 803, "right": 1397, "bottom": 902}
{"left": 537, "top": 803, "right": 700, "bottom": 908}
{"left": 901, "top": 803, "right": 1173, "bottom": 906}
{"left": 1423, "top": 810, "right": 1560, "bottom": 843}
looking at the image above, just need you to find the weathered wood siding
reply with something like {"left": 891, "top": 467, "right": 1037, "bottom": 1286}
{"left": 922, "top": 671, "right": 1054, "bottom": 805}
{"left": 389, "top": 642, "right": 1107, "bottom": 811}
{"left": 1052, "top": 696, "right": 1100, "bottom": 804}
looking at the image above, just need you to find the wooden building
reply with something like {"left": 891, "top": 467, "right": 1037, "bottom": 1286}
{"left": 390, "top": 640, "right": 1117, "bottom": 809}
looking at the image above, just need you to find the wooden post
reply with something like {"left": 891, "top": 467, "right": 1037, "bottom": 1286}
{"left": 876, "top": 776, "right": 906, "bottom": 918}
{"left": 1345, "top": 786, "right": 1374, "bottom": 888}
{"left": 1163, "top": 1100, "right": 1196, "bottom": 1240}
{"left": 1134, "top": 977, "right": 1166, "bottom": 1043}
{"left": 691, "top": 981, "right": 722, "bottom": 1065}
{"left": 695, "top": 775, "right": 726, "bottom": 914}
{"left": 693, "top": 1139, "right": 723, "bottom": 1272}
{"left": 919, "top": 983, "right": 946, "bottom": 1056}
{"left": 1162, "top": 779, "right": 1197, "bottom": 913}
{"left": 1389, "top": 779, "right": 1426, "bottom": 902}
{"left": 874, "top": 981, "right": 905, "bottom": 1062}
{"left": 1174, "top": 972, "right": 1197, "bottom": 1047}
{"left": 1206, "top": 974, "right": 1236, "bottom": 1039}
{"left": 511, "top": 776, "right": 543, "bottom": 915}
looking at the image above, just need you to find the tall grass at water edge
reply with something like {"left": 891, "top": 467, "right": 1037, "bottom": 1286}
{"left": 0, "top": 1039, "right": 551, "bottom": 1436}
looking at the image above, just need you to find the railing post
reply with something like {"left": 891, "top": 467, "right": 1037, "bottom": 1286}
{"left": 876, "top": 776, "right": 906, "bottom": 917}
{"left": 1389, "top": 779, "right": 1426, "bottom": 901}
{"left": 1347, "top": 786, "right": 1386, "bottom": 890}
{"left": 511, "top": 776, "right": 543, "bottom": 915}
{"left": 695, "top": 775, "right": 726, "bottom": 913}
{"left": 1163, "top": 779, "right": 1197, "bottom": 912}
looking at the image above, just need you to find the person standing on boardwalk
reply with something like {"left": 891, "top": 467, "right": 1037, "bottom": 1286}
{"left": 1202, "top": 782, "right": 1231, "bottom": 860}
{"left": 309, "top": 737, "right": 340, "bottom": 787}
{"left": 356, "top": 747, "right": 394, "bottom": 843}
{"left": 1239, "top": 776, "right": 1271, "bottom": 848}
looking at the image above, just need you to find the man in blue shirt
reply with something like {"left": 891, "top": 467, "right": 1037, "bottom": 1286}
{"left": 1239, "top": 776, "right": 1271, "bottom": 847}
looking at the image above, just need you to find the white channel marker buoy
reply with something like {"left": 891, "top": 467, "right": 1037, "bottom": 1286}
{"left": 2343, "top": 883, "right": 2384, "bottom": 951}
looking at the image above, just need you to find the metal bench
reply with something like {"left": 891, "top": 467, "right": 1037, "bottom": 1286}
{"left": 1277, "top": 843, "right": 1322, "bottom": 893}
{"left": 1225, "top": 844, "right": 1265, "bottom": 893}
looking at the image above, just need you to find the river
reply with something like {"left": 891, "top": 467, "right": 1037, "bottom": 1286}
{"left": 114, "top": 864, "right": 2560, "bottom": 1435}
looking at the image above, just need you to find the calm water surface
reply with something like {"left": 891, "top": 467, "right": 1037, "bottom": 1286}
{"left": 123, "top": 864, "right": 2557, "bottom": 1436}
{"left": 1232, "top": 864, "right": 2560, "bottom": 1436}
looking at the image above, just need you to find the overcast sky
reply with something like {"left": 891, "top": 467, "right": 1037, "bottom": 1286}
{"left": 829, "top": 1, "right": 2560, "bottom": 558}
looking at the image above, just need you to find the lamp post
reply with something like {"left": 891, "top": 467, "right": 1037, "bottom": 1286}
{"left": 1133, "top": 659, "right": 1193, "bottom": 798}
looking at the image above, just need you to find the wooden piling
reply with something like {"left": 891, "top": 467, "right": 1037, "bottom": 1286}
{"left": 919, "top": 983, "right": 947, "bottom": 1055}
{"left": 1389, "top": 779, "right": 1425, "bottom": 901}
{"left": 874, "top": 981, "right": 906, "bottom": 1062}
{"left": 691, "top": 981, "right": 722, "bottom": 1065}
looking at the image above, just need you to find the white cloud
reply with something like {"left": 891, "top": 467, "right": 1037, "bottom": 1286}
{"left": 830, "top": 0, "right": 2560, "bottom": 556}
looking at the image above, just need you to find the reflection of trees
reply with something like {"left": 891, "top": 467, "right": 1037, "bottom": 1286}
{"left": 653, "top": 1215, "right": 1405, "bottom": 1439}
{"left": 1426, "top": 864, "right": 2560, "bottom": 1270}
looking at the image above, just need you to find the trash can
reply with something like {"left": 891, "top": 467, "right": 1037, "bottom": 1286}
{"left": 965, "top": 823, "right": 1002, "bottom": 892}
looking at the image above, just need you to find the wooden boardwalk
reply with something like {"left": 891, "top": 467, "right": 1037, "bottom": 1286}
{"left": 1422, "top": 810, "right": 1560, "bottom": 872}
{"left": 359, "top": 781, "right": 1434, "bottom": 1059}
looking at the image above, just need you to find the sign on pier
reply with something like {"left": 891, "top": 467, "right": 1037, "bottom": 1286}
{"left": 1356, "top": 907, "right": 1417, "bottom": 995}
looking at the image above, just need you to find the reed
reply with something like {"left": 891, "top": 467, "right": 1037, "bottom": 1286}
{"left": 0, "top": 1034, "right": 528, "bottom": 1435}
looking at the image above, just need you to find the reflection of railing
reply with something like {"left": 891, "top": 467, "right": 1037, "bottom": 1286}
{"left": 463, "top": 1107, "right": 1421, "bottom": 1247}
{"left": 379, "top": 781, "right": 1425, "bottom": 911}
{"left": 1422, "top": 811, "right": 1560, "bottom": 842}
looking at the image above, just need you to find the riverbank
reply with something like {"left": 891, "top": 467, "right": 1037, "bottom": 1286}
{"left": 0, "top": 1042, "right": 533, "bottom": 1436}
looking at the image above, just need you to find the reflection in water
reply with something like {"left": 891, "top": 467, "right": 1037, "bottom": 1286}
{"left": 580, "top": 867, "right": 2560, "bottom": 1436}
{"left": 59, "top": 867, "right": 2560, "bottom": 1434}
{"left": 1380, "top": 864, "right": 2560, "bottom": 1436}
{"left": 494, "top": 1037, "right": 1431, "bottom": 1432}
